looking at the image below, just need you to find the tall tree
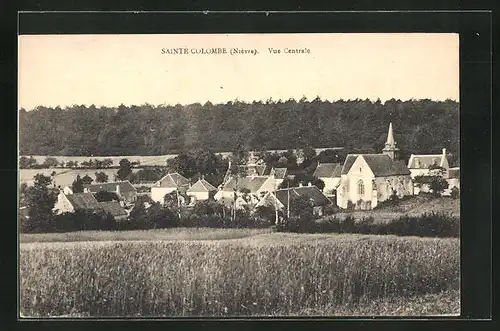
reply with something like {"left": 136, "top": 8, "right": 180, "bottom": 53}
{"left": 72, "top": 175, "right": 84, "bottom": 193}
{"left": 22, "top": 174, "right": 58, "bottom": 233}
{"left": 117, "top": 158, "right": 132, "bottom": 181}
{"left": 95, "top": 171, "right": 109, "bottom": 183}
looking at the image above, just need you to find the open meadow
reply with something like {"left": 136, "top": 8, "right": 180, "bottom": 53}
{"left": 20, "top": 228, "right": 460, "bottom": 317}
{"left": 19, "top": 168, "right": 142, "bottom": 187}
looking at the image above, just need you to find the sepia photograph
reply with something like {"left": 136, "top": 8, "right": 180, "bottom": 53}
{"left": 18, "top": 33, "right": 460, "bottom": 317}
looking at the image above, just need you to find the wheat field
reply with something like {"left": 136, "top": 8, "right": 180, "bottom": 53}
{"left": 20, "top": 231, "right": 460, "bottom": 317}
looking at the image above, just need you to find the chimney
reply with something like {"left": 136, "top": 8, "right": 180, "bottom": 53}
{"left": 442, "top": 148, "right": 446, "bottom": 156}
{"left": 308, "top": 182, "right": 312, "bottom": 187}
{"left": 116, "top": 184, "right": 121, "bottom": 196}
{"left": 299, "top": 182, "right": 303, "bottom": 188}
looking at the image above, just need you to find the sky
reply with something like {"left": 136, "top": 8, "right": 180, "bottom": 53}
{"left": 18, "top": 33, "right": 459, "bottom": 110}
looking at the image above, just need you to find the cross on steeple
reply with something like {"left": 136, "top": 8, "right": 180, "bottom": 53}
{"left": 382, "top": 122, "right": 399, "bottom": 160}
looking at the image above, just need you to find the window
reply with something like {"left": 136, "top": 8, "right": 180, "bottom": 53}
{"left": 357, "top": 180, "right": 365, "bottom": 196}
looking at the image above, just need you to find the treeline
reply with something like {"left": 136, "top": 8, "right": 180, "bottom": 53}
{"left": 19, "top": 98, "right": 459, "bottom": 161}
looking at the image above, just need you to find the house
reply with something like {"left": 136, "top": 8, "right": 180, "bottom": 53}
{"left": 214, "top": 175, "right": 278, "bottom": 204}
{"left": 99, "top": 201, "right": 128, "bottom": 221}
{"left": 83, "top": 181, "right": 137, "bottom": 205}
{"left": 336, "top": 123, "right": 413, "bottom": 210}
{"left": 407, "top": 148, "right": 450, "bottom": 179}
{"left": 256, "top": 184, "right": 333, "bottom": 217}
{"left": 221, "top": 161, "right": 271, "bottom": 185}
{"left": 313, "top": 163, "right": 342, "bottom": 196}
{"left": 186, "top": 177, "right": 218, "bottom": 202}
{"left": 150, "top": 173, "right": 190, "bottom": 204}
{"left": 54, "top": 192, "right": 102, "bottom": 214}
{"left": 269, "top": 167, "right": 287, "bottom": 187}
{"left": 53, "top": 191, "right": 128, "bottom": 221}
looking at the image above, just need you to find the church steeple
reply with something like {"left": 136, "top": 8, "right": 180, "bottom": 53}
{"left": 382, "top": 122, "right": 399, "bottom": 160}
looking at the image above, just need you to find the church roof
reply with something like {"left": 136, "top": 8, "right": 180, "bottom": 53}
{"left": 341, "top": 155, "right": 359, "bottom": 175}
{"left": 342, "top": 154, "right": 411, "bottom": 177}
{"left": 362, "top": 154, "right": 411, "bottom": 176}
{"left": 313, "top": 163, "right": 342, "bottom": 178}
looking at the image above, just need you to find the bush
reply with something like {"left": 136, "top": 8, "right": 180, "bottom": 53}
{"left": 285, "top": 212, "right": 459, "bottom": 238}
{"left": 450, "top": 187, "right": 460, "bottom": 199}
{"left": 53, "top": 210, "right": 117, "bottom": 232}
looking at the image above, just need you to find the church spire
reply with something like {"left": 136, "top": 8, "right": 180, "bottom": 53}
{"left": 385, "top": 122, "right": 395, "bottom": 147}
{"left": 382, "top": 122, "right": 399, "bottom": 160}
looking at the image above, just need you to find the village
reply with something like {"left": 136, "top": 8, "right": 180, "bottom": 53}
{"left": 22, "top": 123, "right": 460, "bottom": 226}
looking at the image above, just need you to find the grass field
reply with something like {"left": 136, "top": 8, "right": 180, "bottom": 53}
{"left": 335, "top": 195, "right": 460, "bottom": 223}
{"left": 20, "top": 228, "right": 460, "bottom": 317}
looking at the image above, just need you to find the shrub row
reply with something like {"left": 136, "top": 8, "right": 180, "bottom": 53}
{"left": 279, "top": 212, "right": 459, "bottom": 238}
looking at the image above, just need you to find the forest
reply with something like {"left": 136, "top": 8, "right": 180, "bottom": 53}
{"left": 18, "top": 98, "right": 459, "bottom": 165}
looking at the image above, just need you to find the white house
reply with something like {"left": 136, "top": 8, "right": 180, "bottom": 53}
{"left": 186, "top": 178, "right": 217, "bottom": 202}
{"left": 336, "top": 123, "right": 413, "bottom": 210}
{"left": 407, "top": 148, "right": 450, "bottom": 179}
{"left": 150, "top": 172, "right": 190, "bottom": 204}
{"left": 312, "top": 163, "right": 342, "bottom": 196}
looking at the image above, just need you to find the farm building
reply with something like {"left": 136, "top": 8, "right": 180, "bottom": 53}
{"left": 256, "top": 184, "right": 332, "bottom": 217}
{"left": 53, "top": 191, "right": 128, "bottom": 221}
{"left": 186, "top": 178, "right": 217, "bottom": 202}
{"left": 336, "top": 123, "right": 413, "bottom": 210}
{"left": 150, "top": 172, "right": 190, "bottom": 204}
{"left": 83, "top": 181, "right": 137, "bottom": 205}
{"left": 313, "top": 162, "right": 342, "bottom": 196}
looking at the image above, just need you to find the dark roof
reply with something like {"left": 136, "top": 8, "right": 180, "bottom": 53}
{"left": 270, "top": 167, "right": 287, "bottom": 179}
{"left": 341, "top": 154, "right": 411, "bottom": 177}
{"left": 99, "top": 201, "right": 128, "bottom": 217}
{"left": 448, "top": 168, "right": 460, "bottom": 179}
{"left": 222, "top": 176, "right": 269, "bottom": 193}
{"left": 66, "top": 193, "right": 102, "bottom": 211}
{"left": 313, "top": 163, "right": 341, "bottom": 178}
{"left": 274, "top": 186, "right": 332, "bottom": 208}
{"left": 187, "top": 179, "right": 217, "bottom": 193}
{"left": 84, "top": 181, "right": 136, "bottom": 194}
{"left": 255, "top": 165, "right": 271, "bottom": 176}
{"left": 155, "top": 173, "right": 190, "bottom": 188}
{"left": 362, "top": 154, "right": 411, "bottom": 176}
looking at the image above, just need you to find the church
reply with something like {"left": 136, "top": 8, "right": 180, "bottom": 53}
{"left": 336, "top": 123, "right": 413, "bottom": 210}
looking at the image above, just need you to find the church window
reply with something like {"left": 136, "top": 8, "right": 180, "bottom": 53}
{"left": 357, "top": 180, "right": 365, "bottom": 196}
